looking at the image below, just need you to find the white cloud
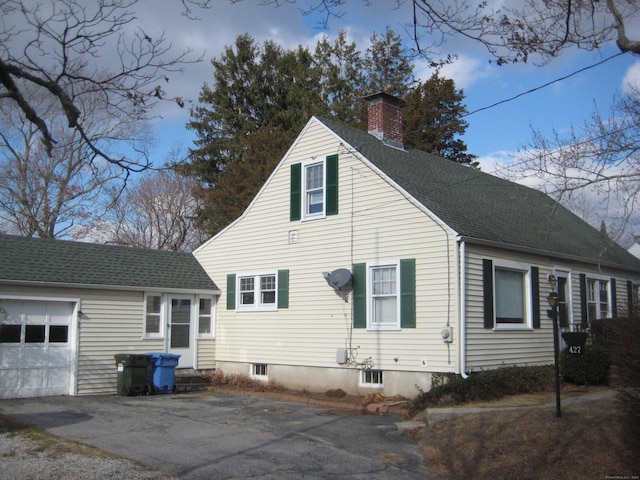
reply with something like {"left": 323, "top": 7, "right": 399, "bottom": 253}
{"left": 622, "top": 60, "right": 640, "bottom": 93}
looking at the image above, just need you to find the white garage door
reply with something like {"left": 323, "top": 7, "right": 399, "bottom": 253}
{"left": 0, "top": 299, "right": 75, "bottom": 399}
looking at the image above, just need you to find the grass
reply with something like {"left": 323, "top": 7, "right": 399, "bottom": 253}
{"left": 413, "top": 390, "right": 639, "bottom": 480}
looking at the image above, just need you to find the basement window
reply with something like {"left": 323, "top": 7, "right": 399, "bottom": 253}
{"left": 360, "top": 369, "right": 383, "bottom": 387}
{"left": 251, "top": 363, "right": 268, "bottom": 380}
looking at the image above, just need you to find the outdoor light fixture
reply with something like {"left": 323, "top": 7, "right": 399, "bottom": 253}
{"left": 547, "top": 292, "right": 559, "bottom": 308}
{"left": 547, "top": 288, "right": 562, "bottom": 418}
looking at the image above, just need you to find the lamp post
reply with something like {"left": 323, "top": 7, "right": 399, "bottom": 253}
{"left": 547, "top": 289, "right": 562, "bottom": 418}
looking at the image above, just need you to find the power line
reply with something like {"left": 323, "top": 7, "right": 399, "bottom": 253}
{"left": 463, "top": 52, "right": 627, "bottom": 117}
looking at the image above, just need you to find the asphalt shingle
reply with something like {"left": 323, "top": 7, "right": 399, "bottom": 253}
{"left": 318, "top": 116, "right": 640, "bottom": 271}
{"left": 0, "top": 234, "right": 218, "bottom": 291}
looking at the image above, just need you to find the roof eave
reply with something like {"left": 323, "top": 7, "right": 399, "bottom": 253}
{"left": 459, "top": 236, "right": 640, "bottom": 274}
{"left": 0, "top": 279, "right": 221, "bottom": 296}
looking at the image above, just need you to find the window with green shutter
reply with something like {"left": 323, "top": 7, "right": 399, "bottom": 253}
{"left": 227, "top": 271, "right": 289, "bottom": 311}
{"left": 290, "top": 155, "right": 338, "bottom": 221}
{"left": 482, "top": 259, "right": 539, "bottom": 329}
{"left": 352, "top": 259, "right": 415, "bottom": 330}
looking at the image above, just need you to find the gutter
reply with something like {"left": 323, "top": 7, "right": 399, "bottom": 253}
{"left": 0, "top": 279, "right": 221, "bottom": 296}
{"left": 458, "top": 235, "right": 640, "bottom": 274}
{"left": 459, "top": 238, "right": 469, "bottom": 379}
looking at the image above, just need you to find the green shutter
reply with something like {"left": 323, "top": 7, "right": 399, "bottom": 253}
{"left": 579, "top": 274, "right": 588, "bottom": 327}
{"left": 610, "top": 278, "right": 617, "bottom": 317}
{"left": 627, "top": 280, "right": 634, "bottom": 317}
{"left": 483, "top": 259, "right": 494, "bottom": 329}
{"left": 290, "top": 163, "right": 301, "bottom": 221}
{"left": 531, "top": 267, "right": 540, "bottom": 329}
{"left": 226, "top": 274, "right": 236, "bottom": 310}
{"left": 352, "top": 263, "right": 366, "bottom": 328}
{"left": 277, "top": 270, "right": 289, "bottom": 309}
{"left": 400, "top": 258, "right": 416, "bottom": 328}
{"left": 326, "top": 154, "right": 338, "bottom": 216}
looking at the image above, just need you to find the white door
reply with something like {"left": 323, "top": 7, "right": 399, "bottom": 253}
{"left": 0, "top": 299, "right": 75, "bottom": 399}
{"left": 168, "top": 297, "right": 194, "bottom": 368}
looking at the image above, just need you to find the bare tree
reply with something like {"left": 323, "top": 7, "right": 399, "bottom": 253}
{"left": 0, "top": 0, "right": 205, "bottom": 171}
{"left": 103, "top": 168, "right": 206, "bottom": 251}
{"left": 504, "top": 86, "right": 640, "bottom": 244}
{"left": 0, "top": 85, "right": 133, "bottom": 238}
{"left": 410, "top": 0, "right": 640, "bottom": 65}
{"left": 244, "top": 1, "right": 640, "bottom": 65}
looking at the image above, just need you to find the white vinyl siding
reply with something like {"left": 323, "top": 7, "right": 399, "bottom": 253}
{"left": 195, "top": 118, "right": 459, "bottom": 380}
{"left": 1, "top": 284, "right": 218, "bottom": 396}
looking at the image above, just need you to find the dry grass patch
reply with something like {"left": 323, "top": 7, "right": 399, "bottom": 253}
{"left": 416, "top": 395, "right": 638, "bottom": 480}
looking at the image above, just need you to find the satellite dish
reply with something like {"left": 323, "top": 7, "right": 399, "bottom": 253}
{"left": 327, "top": 268, "right": 353, "bottom": 291}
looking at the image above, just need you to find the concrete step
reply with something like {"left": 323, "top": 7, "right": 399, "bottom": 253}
{"left": 174, "top": 369, "right": 211, "bottom": 393}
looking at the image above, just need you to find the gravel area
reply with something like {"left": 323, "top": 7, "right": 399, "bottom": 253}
{"left": 0, "top": 431, "right": 180, "bottom": 480}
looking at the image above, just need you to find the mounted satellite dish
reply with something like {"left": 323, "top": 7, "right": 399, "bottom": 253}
{"left": 322, "top": 268, "right": 353, "bottom": 300}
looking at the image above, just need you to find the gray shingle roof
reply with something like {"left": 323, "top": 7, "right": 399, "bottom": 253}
{"left": 0, "top": 234, "right": 219, "bottom": 292}
{"left": 317, "top": 116, "right": 640, "bottom": 272}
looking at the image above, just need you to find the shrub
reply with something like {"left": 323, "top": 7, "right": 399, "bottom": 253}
{"left": 204, "top": 370, "right": 285, "bottom": 392}
{"left": 408, "top": 365, "right": 554, "bottom": 415}
{"left": 559, "top": 344, "right": 611, "bottom": 386}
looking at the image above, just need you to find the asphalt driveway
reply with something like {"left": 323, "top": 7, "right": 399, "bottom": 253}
{"left": 0, "top": 391, "right": 429, "bottom": 479}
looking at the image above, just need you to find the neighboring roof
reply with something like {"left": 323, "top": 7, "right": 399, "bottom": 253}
{"left": 0, "top": 234, "right": 219, "bottom": 292}
{"left": 316, "top": 116, "right": 640, "bottom": 272}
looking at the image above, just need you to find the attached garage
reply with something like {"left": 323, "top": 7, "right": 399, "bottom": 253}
{"left": 0, "top": 298, "right": 77, "bottom": 399}
{"left": 0, "top": 234, "right": 219, "bottom": 399}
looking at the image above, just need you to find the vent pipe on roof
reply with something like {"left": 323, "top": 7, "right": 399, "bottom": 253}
{"left": 364, "top": 92, "right": 405, "bottom": 150}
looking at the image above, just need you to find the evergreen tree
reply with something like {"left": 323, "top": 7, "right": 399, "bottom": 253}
{"left": 403, "top": 72, "right": 478, "bottom": 167}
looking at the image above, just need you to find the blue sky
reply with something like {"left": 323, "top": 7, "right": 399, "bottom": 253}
{"left": 141, "top": 1, "right": 639, "bottom": 165}
{"left": 137, "top": 0, "right": 639, "bottom": 241}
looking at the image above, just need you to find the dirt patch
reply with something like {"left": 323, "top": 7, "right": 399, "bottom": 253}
{"left": 415, "top": 392, "right": 639, "bottom": 480}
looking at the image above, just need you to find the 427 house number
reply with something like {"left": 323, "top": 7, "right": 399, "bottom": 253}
{"left": 568, "top": 346, "right": 582, "bottom": 354}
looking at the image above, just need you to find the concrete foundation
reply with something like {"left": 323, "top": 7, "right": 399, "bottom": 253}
{"left": 215, "top": 361, "right": 433, "bottom": 398}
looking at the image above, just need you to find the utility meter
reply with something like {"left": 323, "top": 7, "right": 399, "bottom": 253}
{"left": 441, "top": 326, "right": 453, "bottom": 343}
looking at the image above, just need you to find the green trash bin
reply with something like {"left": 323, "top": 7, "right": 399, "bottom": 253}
{"left": 114, "top": 354, "right": 152, "bottom": 396}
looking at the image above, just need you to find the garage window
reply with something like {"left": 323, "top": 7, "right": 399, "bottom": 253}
{"left": 25, "top": 325, "right": 46, "bottom": 343}
{"left": 0, "top": 324, "right": 21, "bottom": 343}
{"left": 49, "top": 325, "right": 69, "bottom": 343}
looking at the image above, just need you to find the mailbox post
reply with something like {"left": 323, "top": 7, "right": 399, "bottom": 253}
{"left": 547, "top": 290, "right": 562, "bottom": 418}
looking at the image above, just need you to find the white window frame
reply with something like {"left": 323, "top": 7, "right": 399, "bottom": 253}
{"left": 367, "top": 260, "right": 401, "bottom": 331}
{"left": 586, "top": 277, "right": 610, "bottom": 322}
{"left": 143, "top": 293, "right": 165, "bottom": 339}
{"left": 250, "top": 363, "right": 268, "bottom": 380}
{"left": 236, "top": 273, "right": 278, "bottom": 312}
{"left": 359, "top": 369, "right": 384, "bottom": 388}
{"left": 197, "top": 296, "right": 215, "bottom": 339}
{"left": 493, "top": 261, "right": 532, "bottom": 330}
{"left": 554, "top": 270, "right": 572, "bottom": 327}
{"left": 302, "top": 159, "right": 326, "bottom": 220}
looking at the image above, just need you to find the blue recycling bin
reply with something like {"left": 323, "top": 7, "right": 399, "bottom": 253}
{"left": 146, "top": 353, "right": 181, "bottom": 394}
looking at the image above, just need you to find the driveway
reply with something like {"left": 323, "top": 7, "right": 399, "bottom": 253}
{"left": 0, "top": 391, "right": 429, "bottom": 479}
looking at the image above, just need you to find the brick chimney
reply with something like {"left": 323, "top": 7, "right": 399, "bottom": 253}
{"left": 364, "top": 92, "right": 405, "bottom": 149}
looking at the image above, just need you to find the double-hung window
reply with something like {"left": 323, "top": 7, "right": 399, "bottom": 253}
{"left": 144, "top": 294, "right": 163, "bottom": 338}
{"left": 290, "top": 155, "right": 338, "bottom": 221}
{"left": 304, "top": 162, "right": 324, "bottom": 217}
{"left": 370, "top": 263, "right": 399, "bottom": 329}
{"left": 238, "top": 274, "right": 277, "bottom": 311}
{"left": 352, "top": 259, "right": 415, "bottom": 330}
{"left": 494, "top": 267, "right": 527, "bottom": 325}
{"left": 587, "top": 278, "right": 609, "bottom": 321}
{"left": 483, "top": 259, "right": 539, "bottom": 330}
{"left": 198, "top": 297, "right": 214, "bottom": 337}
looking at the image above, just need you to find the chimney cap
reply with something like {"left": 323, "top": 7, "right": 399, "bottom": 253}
{"left": 363, "top": 91, "right": 406, "bottom": 108}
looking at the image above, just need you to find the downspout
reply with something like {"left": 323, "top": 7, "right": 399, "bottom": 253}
{"left": 459, "top": 238, "right": 469, "bottom": 378}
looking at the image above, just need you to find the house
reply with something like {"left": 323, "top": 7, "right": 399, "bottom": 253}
{"left": 0, "top": 235, "right": 219, "bottom": 399}
{"left": 628, "top": 235, "right": 640, "bottom": 259}
{"left": 194, "top": 92, "right": 640, "bottom": 397}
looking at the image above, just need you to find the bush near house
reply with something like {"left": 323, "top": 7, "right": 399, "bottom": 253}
{"left": 591, "top": 316, "right": 640, "bottom": 456}
{"left": 408, "top": 365, "right": 554, "bottom": 415}
{"left": 559, "top": 344, "right": 611, "bottom": 386}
